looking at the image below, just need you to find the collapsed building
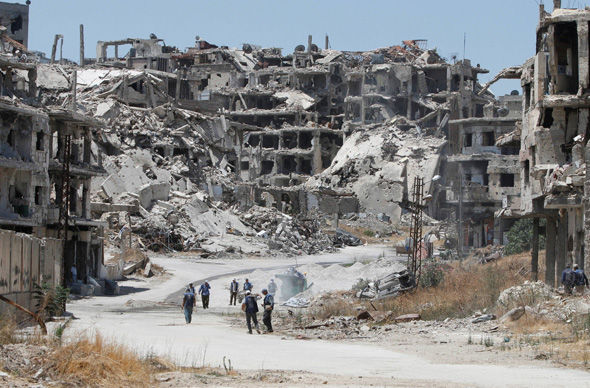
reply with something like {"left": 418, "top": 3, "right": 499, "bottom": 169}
{"left": 503, "top": 1, "right": 590, "bottom": 284}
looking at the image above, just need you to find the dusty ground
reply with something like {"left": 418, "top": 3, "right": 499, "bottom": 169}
{"left": 2, "top": 245, "right": 589, "bottom": 387}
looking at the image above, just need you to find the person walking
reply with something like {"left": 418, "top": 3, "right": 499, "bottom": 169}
{"left": 561, "top": 263, "right": 576, "bottom": 295}
{"left": 199, "top": 281, "right": 211, "bottom": 309}
{"left": 181, "top": 287, "right": 196, "bottom": 324}
{"left": 189, "top": 283, "right": 195, "bottom": 294}
{"left": 261, "top": 288, "right": 274, "bottom": 333}
{"left": 70, "top": 264, "right": 78, "bottom": 283}
{"left": 573, "top": 264, "right": 589, "bottom": 295}
{"left": 268, "top": 279, "right": 277, "bottom": 297}
{"left": 241, "top": 290, "right": 260, "bottom": 334}
{"left": 229, "top": 278, "right": 239, "bottom": 305}
{"left": 244, "top": 278, "right": 253, "bottom": 291}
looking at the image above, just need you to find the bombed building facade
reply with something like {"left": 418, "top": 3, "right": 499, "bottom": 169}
{"left": 511, "top": 1, "right": 590, "bottom": 285}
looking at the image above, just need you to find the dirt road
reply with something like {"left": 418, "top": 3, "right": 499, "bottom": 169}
{"left": 67, "top": 246, "right": 590, "bottom": 387}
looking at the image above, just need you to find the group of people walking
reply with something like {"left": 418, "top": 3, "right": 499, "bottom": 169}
{"left": 561, "top": 263, "right": 589, "bottom": 295}
{"left": 181, "top": 277, "right": 278, "bottom": 334}
{"left": 181, "top": 281, "right": 211, "bottom": 323}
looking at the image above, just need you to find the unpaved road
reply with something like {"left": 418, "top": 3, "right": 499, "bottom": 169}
{"left": 67, "top": 246, "right": 590, "bottom": 387}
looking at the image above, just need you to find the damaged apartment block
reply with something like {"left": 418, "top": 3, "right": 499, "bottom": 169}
{"left": 0, "top": 2, "right": 107, "bottom": 313}
{"left": 503, "top": 0, "right": 590, "bottom": 283}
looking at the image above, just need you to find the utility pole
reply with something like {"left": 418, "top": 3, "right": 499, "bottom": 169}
{"left": 408, "top": 177, "right": 424, "bottom": 286}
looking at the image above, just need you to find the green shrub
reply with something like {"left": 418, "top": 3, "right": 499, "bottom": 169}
{"left": 363, "top": 230, "right": 375, "bottom": 237}
{"left": 33, "top": 283, "right": 70, "bottom": 319}
{"left": 505, "top": 218, "right": 546, "bottom": 255}
{"left": 420, "top": 260, "right": 445, "bottom": 288}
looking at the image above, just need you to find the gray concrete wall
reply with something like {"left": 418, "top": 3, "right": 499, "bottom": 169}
{"left": 0, "top": 229, "right": 62, "bottom": 317}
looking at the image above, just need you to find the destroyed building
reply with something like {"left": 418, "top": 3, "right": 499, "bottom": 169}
{"left": 0, "top": 1, "right": 28, "bottom": 48}
{"left": 78, "top": 33, "right": 521, "bottom": 243}
{"left": 2, "top": 0, "right": 549, "bottom": 313}
{"left": 444, "top": 94, "right": 522, "bottom": 249}
{"left": 511, "top": 1, "right": 590, "bottom": 284}
{"left": 0, "top": 7, "right": 106, "bottom": 313}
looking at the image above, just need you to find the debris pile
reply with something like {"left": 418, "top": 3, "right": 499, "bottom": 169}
{"left": 239, "top": 206, "right": 334, "bottom": 255}
{"left": 497, "top": 281, "right": 590, "bottom": 322}
{"left": 306, "top": 124, "right": 446, "bottom": 223}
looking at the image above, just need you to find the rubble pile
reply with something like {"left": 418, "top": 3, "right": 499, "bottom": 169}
{"left": 471, "top": 245, "right": 504, "bottom": 264}
{"left": 306, "top": 124, "right": 446, "bottom": 223}
{"left": 497, "top": 281, "right": 590, "bottom": 322}
{"left": 239, "top": 206, "right": 333, "bottom": 255}
{"left": 496, "top": 281, "right": 555, "bottom": 309}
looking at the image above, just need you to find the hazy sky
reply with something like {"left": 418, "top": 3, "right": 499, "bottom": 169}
{"left": 20, "top": 0, "right": 585, "bottom": 96}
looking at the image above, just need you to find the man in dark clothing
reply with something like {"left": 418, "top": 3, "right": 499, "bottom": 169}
{"left": 181, "top": 288, "right": 196, "bottom": 324}
{"left": 261, "top": 288, "right": 274, "bottom": 333}
{"left": 244, "top": 278, "right": 253, "bottom": 291}
{"left": 573, "top": 264, "right": 589, "bottom": 295}
{"left": 189, "top": 283, "right": 195, "bottom": 294}
{"left": 561, "top": 264, "right": 575, "bottom": 295}
{"left": 199, "top": 281, "right": 211, "bottom": 309}
{"left": 242, "top": 290, "right": 260, "bottom": 334}
{"left": 229, "top": 278, "right": 239, "bottom": 305}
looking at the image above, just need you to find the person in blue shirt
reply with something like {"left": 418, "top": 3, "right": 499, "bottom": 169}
{"left": 561, "top": 264, "right": 575, "bottom": 295}
{"left": 261, "top": 288, "right": 274, "bottom": 333}
{"left": 199, "top": 281, "right": 211, "bottom": 309}
{"left": 181, "top": 288, "right": 196, "bottom": 324}
{"left": 573, "top": 264, "right": 589, "bottom": 295}
{"left": 243, "top": 278, "right": 253, "bottom": 291}
{"left": 241, "top": 290, "right": 260, "bottom": 334}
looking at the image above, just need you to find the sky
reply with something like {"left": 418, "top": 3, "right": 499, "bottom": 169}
{"left": 18, "top": 0, "right": 589, "bottom": 96}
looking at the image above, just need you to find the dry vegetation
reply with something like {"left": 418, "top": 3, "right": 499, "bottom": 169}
{"left": 310, "top": 252, "right": 532, "bottom": 321}
{"left": 47, "top": 334, "right": 155, "bottom": 386}
{"left": 0, "top": 316, "right": 164, "bottom": 386}
{"left": 500, "top": 310, "right": 590, "bottom": 369}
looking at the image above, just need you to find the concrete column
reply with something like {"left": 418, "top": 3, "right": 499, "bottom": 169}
{"left": 548, "top": 25, "right": 557, "bottom": 94}
{"left": 555, "top": 211, "right": 568, "bottom": 286}
{"left": 82, "top": 181, "right": 89, "bottom": 219}
{"left": 83, "top": 130, "right": 91, "bottom": 164}
{"left": 407, "top": 73, "right": 413, "bottom": 119}
{"left": 545, "top": 217, "right": 556, "bottom": 286}
{"left": 27, "top": 67, "right": 37, "bottom": 98}
{"left": 312, "top": 131, "right": 322, "bottom": 174}
{"left": 584, "top": 142, "right": 590, "bottom": 272}
{"left": 577, "top": 21, "right": 589, "bottom": 91}
{"left": 446, "top": 66, "right": 451, "bottom": 92}
{"left": 532, "top": 218, "right": 539, "bottom": 281}
{"left": 79, "top": 24, "right": 85, "bottom": 67}
{"left": 459, "top": 64, "right": 465, "bottom": 119}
